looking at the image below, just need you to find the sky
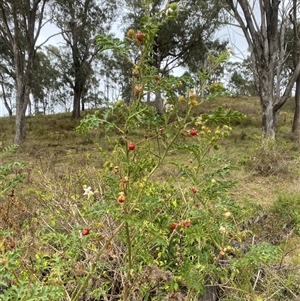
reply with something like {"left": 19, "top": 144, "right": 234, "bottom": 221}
{"left": 219, "top": 26, "right": 249, "bottom": 61}
{"left": 0, "top": 18, "right": 249, "bottom": 117}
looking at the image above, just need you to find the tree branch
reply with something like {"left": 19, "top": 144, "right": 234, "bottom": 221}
{"left": 36, "top": 32, "right": 63, "bottom": 50}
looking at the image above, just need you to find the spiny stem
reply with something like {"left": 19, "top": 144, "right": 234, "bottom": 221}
{"left": 71, "top": 222, "right": 124, "bottom": 301}
{"left": 125, "top": 222, "right": 132, "bottom": 272}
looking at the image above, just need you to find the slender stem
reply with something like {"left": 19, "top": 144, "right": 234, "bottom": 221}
{"left": 11, "top": 269, "right": 20, "bottom": 285}
{"left": 124, "top": 222, "right": 132, "bottom": 272}
{"left": 122, "top": 221, "right": 133, "bottom": 301}
{"left": 147, "top": 106, "right": 193, "bottom": 179}
{"left": 71, "top": 222, "right": 125, "bottom": 301}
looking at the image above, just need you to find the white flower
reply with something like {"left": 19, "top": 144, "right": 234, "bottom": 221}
{"left": 219, "top": 226, "right": 226, "bottom": 234}
{"left": 224, "top": 211, "right": 232, "bottom": 218}
{"left": 83, "top": 186, "right": 94, "bottom": 199}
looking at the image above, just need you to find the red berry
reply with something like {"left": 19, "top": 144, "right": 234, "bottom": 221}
{"left": 192, "top": 188, "right": 197, "bottom": 194}
{"left": 190, "top": 128, "right": 198, "bottom": 136}
{"left": 183, "top": 220, "right": 191, "bottom": 227}
{"left": 82, "top": 228, "right": 90, "bottom": 236}
{"left": 128, "top": 142, "right": 135, "bottom": 150}
{"left": 136, "top": 30, "right": 145, "bottom": 42}
{"left": 170, "top": 223, "right": 177, "bottom": 231}
{"left": 118, "top": 195, "right": 126, "bottom": 203}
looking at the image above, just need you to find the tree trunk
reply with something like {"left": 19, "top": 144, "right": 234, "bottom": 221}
{"left": 15, "top": 108, "right": 27, "bottom": 144}
{"left": 28, "top": 99, "right": 32, "bottom": 116}
{"left": 81, "top": 95, "right": 85, "bottom": 111}
{"left": 224, "top": 0, "right": 283, "bottom": 140}
{"left": 1, "top": 81, "right": 13, "bottom": 116}
{"left": 291, "top": 0, "right": 300, "bottom": 134}
{"left": 14, "top": 83, "right": 30, "bottom": 144}
{"left": 262, "top": 100, "right": 276, "bottom": 139}
{"left": 260, "top": 69, "right": 276, "bottom": 139}
{"left": 292, "top": 75, "right": 300, "bottom": 133}
{"left": 34, "top": 99, "right": 39, "bottom": 115}
{"left": 155, "top": 90, "right": 164, "bottom": 115}
{"left": 72, "top": 86, "right": 81, "bottom": 119}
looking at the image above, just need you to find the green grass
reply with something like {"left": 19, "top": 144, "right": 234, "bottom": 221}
{"left": 0, "top": 96, "right": 299, "bottom": 207}
{"left": 1, "top": 96, "right": 300, "bottom": 300}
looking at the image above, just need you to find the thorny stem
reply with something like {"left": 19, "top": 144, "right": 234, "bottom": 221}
{"left": 146, "top": 105, "right": 193, "bottom": 179}
{"left": 11, "top": 269, "right": 20, "bottom": 285}
{"left": 71, "top": 222, "right": 125, "bottom": 301}
{"left": 125, "top": 222, "right": 132, "bottom": 272}
{"left": 119, "top": 104, "right": 194, "bottom": 300}
{"left": 122, "top": 221, "right": 133, "bottom": 301}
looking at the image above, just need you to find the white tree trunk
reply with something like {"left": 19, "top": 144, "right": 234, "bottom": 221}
{"left": 14, "top": 79, "right": 30, "bottom": 144}
{"left": 262, "top": 100, "right": 276, "bottom": 139}
{"left": 223, "top": 0, "right": 300, "bottom": 139}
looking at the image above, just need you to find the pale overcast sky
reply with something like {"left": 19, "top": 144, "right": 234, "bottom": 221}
{"left": 37, "top": 17, "right": 249, "bottom": 59}
{"left": 0, "top": 20, "right": 248, "bottom": 117}
{"left": 218, "top": 25, "right": 249, "bottom": 61}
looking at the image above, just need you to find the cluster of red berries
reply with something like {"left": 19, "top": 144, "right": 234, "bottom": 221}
{"left": 127, "top": 28, "right": 145, "bottom": 42}
{"left": 170, "top": 220, "right": 191, "bottom": 231}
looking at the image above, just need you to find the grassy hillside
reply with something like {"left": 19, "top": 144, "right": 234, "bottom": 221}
{"left": 1, "top": 96, "right": 300, "bottom": 300}
{"left": 1, "top": 96, "right": 299, "bottom": 206}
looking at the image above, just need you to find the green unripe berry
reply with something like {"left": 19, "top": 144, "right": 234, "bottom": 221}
{"left": 170, "top": 3, "right": 178, "bottom": 10}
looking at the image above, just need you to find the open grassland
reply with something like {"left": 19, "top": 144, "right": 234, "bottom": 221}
{"left": 1, "top": 96, "right": 300, "bottom": 300}
{"left": 1, "top": 97, "right": 299, "bottom": 208}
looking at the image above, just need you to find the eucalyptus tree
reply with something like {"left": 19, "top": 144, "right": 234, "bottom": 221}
{"left": 289, "top": 0, "right": 300, "bottom": 133}
{"left": 98, "top": 51, "right": 133, "bottom": 103}
{"left": 43, "top": 45, "right": 74, "bottom": 113}
{"left": 0, "top": 0, "right": 51, "bottom": 144}
{"left": 31, "top": 51, "right": 62, "bottom": 114}
{"left": 120, "top": 0, "right": 226, "bottom": 112}
{"left": 0, "top": 74, "right": 14, "bottom": 116}
{"left": 0, "top": 26, "right": 15, "bottom": 116}
{"left": 275, "top": 13, "right": 300, "bottom": 132}
{"left": 51, "top": 0, "right": 117, "bottom": 119}
{"left": 223, "top": 0, "right": 300, "bottom": 139}
{"left": 226, "top": 58, "right": 257, "bottom": 96}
